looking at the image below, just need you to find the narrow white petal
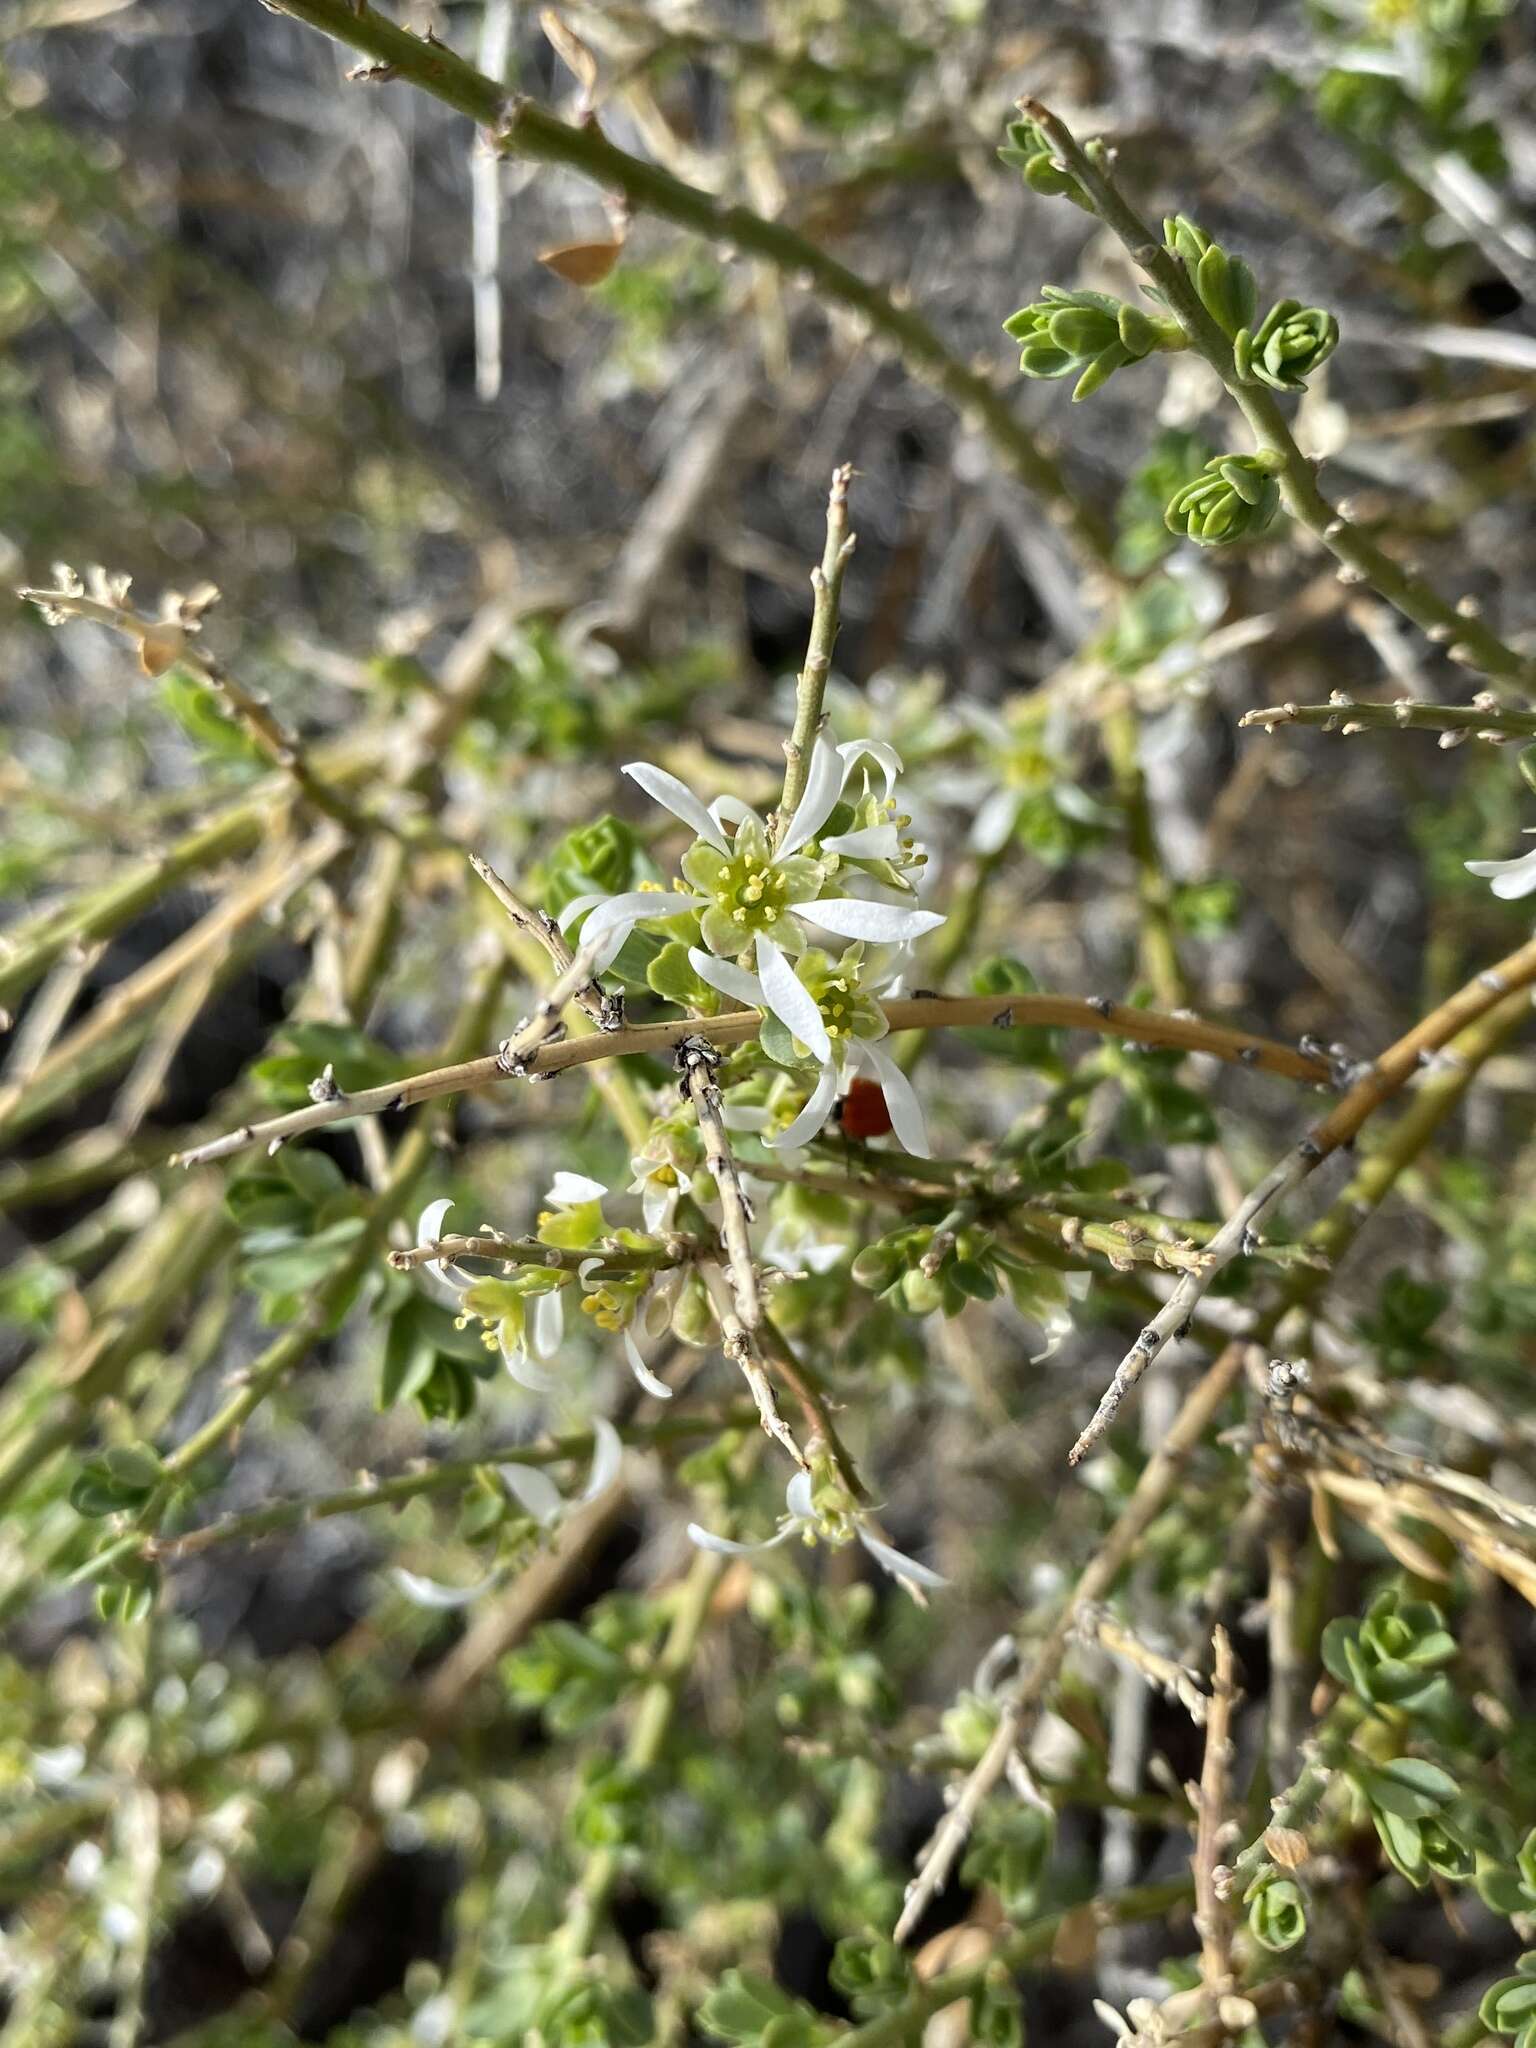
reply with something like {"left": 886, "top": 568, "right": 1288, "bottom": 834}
{"left": 641, "top": 1182, "right": 677, "bottom": 1234}
{"left": 556, "top": 891, "right": 606, "bottom": 934}
{"left": 858, "top": 1041, "right": 931, "bottom": 1157}
{"left": 579, "top": 1415, "right": 624, "bottom": 1500}
{"left": 394, "top": 1566, "right": 498, "bottom": 1610}
{"left": 767, "top": 1062, "right": 840, "bottom": 1150}
{"left": 785, "top": 1469, "right": 816, "bottom": 1520}
{"left": 685, "top": 1522, "right": 794, "bottom": 1557}
{"left": 710, "top": 796, "right": 760, "bottom": 831}
{"left": 499, "top": 1325, "right": 555, "bottom": 1392}
{"left": 969, "top": 788, "right": 1021, "bottom": 855}
{"left": 549, "top": 1171, "right": 607, "bottom": 1205}
{"left": 721, "top": 1103, "right": 772, "bottom": 1133}
{"left": 622, "top": 762, "right": 729, "bottom": 850}
{"left": 837, "top": 738, "right": 903, "bottom": 794}
{"left": 806, "top": 899, "right": 947, "bottom": 943}
{"left": 624, "top": 1329, "right": 674, "bottom": 1399}
{"left": 1467, "top": 849, "right": 1536, "bottom": 899}
{"left": 756, "top": 937, "right": 831, "bottom": 1063}
{"left": 529, "top": 1288, "right": 564, "bottom": 1361}
{"left": 577, "top": 890, "right": 689, "bottom": 943}
{"left": 416, "top": 1197, "right": 454, "bottom": 1246}
{"left": 856, "top": 1525, "right": 947, "bottom": 1589}
{"left": 821, "top": 824, "right": 902, "bottom": 860}
{"left": 779, "top": 739, "right": 848, "bottom": 855}
{"left": 687, "top": 947, "right": 765, "bottom": 1008}
{"left": 498, "top": 1463, "right": 564, "bottom": 1526}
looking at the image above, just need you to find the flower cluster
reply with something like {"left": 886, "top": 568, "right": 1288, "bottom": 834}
{"left": 562, "top": 735, "right": 945, "bottom": 1151}
{"left": 1164, "top": 453, "right": 1282, "bottom": 548}
{"left": 1002, "top": 287, "right": 1179, "bottom": 402}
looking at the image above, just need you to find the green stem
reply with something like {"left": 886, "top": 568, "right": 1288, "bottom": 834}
{"left": 1242, "top": 696, "right": 1536, "bottom": 740}
{"left": 1102, "top": 699, "right": 1188, "bottom": 1007}
{"left": 265, "top": 1, "right": 1115, "bottom": 571}
{"left": 1024, "top": 99, "right": 1532, "bottom": 684}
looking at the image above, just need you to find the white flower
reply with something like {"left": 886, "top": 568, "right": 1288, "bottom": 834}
{"left": 622, "top": 1328, "right": 673, "bottom": 1399}
{"left": 627, "top": 1149, "right": 685, "bottom": 1234}
{"left": 500, "top": 1415, "right": 623, "bottom": 1524}
{"left": 686, "top": 1471, "right": 945, "bottom": 1594}
{"left": 759, "top": 1220, "right": 847, "bottom": 1276}
{"left": 1466, "top": 834, "right": 1536, "bottom": 899}
{"left": 394, "top": 1420, "right": 624, "bottom": 1609}
{"left": 685, "top": 941, "right": 930, "bottom": 1155}
{"left": 560, "top": 740, "right": 946, "bottom": 970}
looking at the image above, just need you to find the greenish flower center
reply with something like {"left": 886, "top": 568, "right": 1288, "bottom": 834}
{"left": 709, "top": 850, "right": 790, "bottom": 932}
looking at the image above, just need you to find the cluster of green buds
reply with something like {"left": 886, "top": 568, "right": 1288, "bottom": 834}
{"left": 1164, "top": 452, "right": 1282, "bottom": 547}
{"left": 1482, "top": 1958, "right": 1536, "bottom": 2048}
{"left": 996, "top": 114, "right": 1097, "bottom": 211}
{"left": 1320, "top": 1588, "right": 1458, "bottom": 1717}
{"left": 1003, "top": 287, "right": 1184, "bottom": 401}
{"left": 1162, "top": 214, "right": 1258, "bottom": 338}
{"left": 1234, "top": 298, "right": 1340, "bottom": 390}
{"left": 1243, "top": 1867, "right": 1307, "bottom": 1952}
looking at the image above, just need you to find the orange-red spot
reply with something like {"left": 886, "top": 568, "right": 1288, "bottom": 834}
{"left": 835, "top": 1076, "right": 893, "bottom": 1140}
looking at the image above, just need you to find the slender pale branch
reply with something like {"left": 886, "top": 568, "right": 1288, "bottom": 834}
{"left": 388, "top": 1231, "right": 705, "bottom": 1274}
{"left": 174, "top": 993, "right": 1332, "bottom": 1168}
{"left": 1022, "top": 98, "right": 1533, "bottom": 684}
{"left": 1068, "top": 930, "right": 1536, "bottom": 1464}
{"left": 893, "top": 1342, "right": 1248, "bottom": 1943}
{"left": 1241, "top": 692, "right": 1536, "bottom": 744}
{"left": 260, "top": 0, "right": 1115, "bottom": 570}
{"left": 1192, "top": 1626, "right": 1239, "bottom": 2011}
{"left": 776, "top": 464, "right": 855, "bottom": 837}
{"left": 467, "top": 853, "right": 616, "bottom": 1026}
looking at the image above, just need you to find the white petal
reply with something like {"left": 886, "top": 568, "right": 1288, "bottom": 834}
{"left": 756, "top": 937, "right": 831, "bottom": 1063}
{"left": 710, "top": 795, "right": 761, "bottom": 831}
{"left": 579, "top": 1415, "right": 624, "bottom": 1500}
{"left": 393, "top": 1566, "right": 498, "bottom": 1610}
{"left": 549, "top": 1171, "right": 607, "bottom": 1205}
{"left": 837, "top": 738, "right": 903, "bottom": 795}
{"left": 556, "top": 891, "right": 606, "bottom": 934}
{"left": 577, "top": 890, "right": 694, "bottom": 944}
{"left": 806, "top": 899, "right": 947, "bottom": 943}
{"left": 641, "top": 1181, "right": 678, "bottom": 1234}
{"left": 767, "top": 1062, "right": 840, "bottom": 1150}
{"left": 499, "top": 1324, "right": 555, "bottom": 1392}
{"left": 779, "top": 739, "right": 848, "bottom": 855}
{"left": 721, "top": 1103, "right": 772, "bottom": 1133}
{"left": 856, "top": 1525, "right": 947, "bottom": 1590}
{"left": 622, "top": 762, "right": 729, "bottom": 850}
{"left": 685, "top": 1521, "right": 794, "bottom": 1557}
{"left": 529, "top": 1288, "right": 564, "bottom": 1361}
{"left": 785, "top": 1469, "right": 816, "bottom": 1520}
{"left": 498, "top": 1463, "right": 564, "bottom": 1526}
{"left": 624, "top": 1329, "right": 674, "bottom": 1399}
{"left": 855, "top": 1041, "right": 931, "bottom": 1157}
{"left": 821, "top": 824, "right": 902, "bottom": 860}
{"left": 687, "top": 947, "right": 765, "bottom": 1008}
{"left": 969, "top": 788, "right": 1021, "bottom": 855}
{"left": 1467, "top": 848, "right": 1536, "bottom": 899}
{"left": 416, "top": 1197, "right": 454, "bottom": 1246}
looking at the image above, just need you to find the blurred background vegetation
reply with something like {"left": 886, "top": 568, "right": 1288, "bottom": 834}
{"left": 2, "top": 0, "right": 1535, "bottom": 2043}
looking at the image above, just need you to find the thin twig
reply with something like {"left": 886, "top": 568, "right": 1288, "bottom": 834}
{"left": 776, "top": 463, "right": 855, "bottom": 838}
{"left": 1192, "top": 1626, "right": 1239, "bottom": 2013}
{"left": 1068, "top": 931, "right": 1536, "bottom": 1464}
{"left": 893, "top": 1343, "right": 1250, "bottom": 1943}
{"left": 259, "top": 0, "right": 1117, "bottom": 571}
{"left": 1242, "top": 692, "right": 1536, "bottom": 744}
{"left": 172, "top": 992, "right": 1332, "bottom": 1168}
{"left": 467, "top": 853, "right": 615, "bottom": 1026}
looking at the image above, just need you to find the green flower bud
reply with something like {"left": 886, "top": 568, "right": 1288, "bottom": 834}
{"left": 1234, "top": 299, "right": 1340, "bottom": 391}
{"left": 1420, "top": 1817, "right": 1476, "bottom": 1882}
{"left": 851, "top": 1241, "right": 903, "bottom": 1292}
{"left": 414, "top": 1355, "right": 477, "bottom": 1424}
{"left": 900, "top": 1267, "right": 945, "bottom": 1316}
{"left": 1164, "top": 454, "right": 1281, "bottom": 547}
{"left": 671, "top": 1267, "right": 715, "bottom": 1347}
{"left": 1244, "top": 1871, "right": 1307, "bottom": 1952}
